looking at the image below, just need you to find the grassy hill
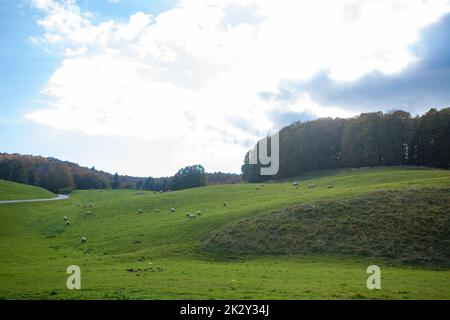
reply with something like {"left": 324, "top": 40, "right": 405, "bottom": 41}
{"left": 202, "top": 188, "right": 450, "bottom": 267}
{"left": 0, "top": 167, "right": 449, "bottom": 299}
{"left": 0, "top": 179, "right": 55, "bottom": 201}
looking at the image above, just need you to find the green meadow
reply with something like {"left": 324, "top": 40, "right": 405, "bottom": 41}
{"left": 0, "top": 180, "right": 55, "bottom": 201}
{"left": 0, "top": 167, "right": 449, "bottom": 299}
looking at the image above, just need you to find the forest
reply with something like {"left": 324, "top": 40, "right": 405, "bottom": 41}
{"left": 242, "top": 108, "right": 450, "bottom": 182}
{"left": 0, "top": 154, "right": 240, "bottom": 193}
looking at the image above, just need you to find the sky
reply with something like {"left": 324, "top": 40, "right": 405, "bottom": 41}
{"left": 1, "top": 0, "right": 450, "bottom": 177}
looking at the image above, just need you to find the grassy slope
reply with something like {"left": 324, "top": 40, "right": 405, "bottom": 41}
{"left": 0, "top": 167, "right": 449, "bottom": 299}
{"left": 0, "top": 179, "right": 55, "bottom": 200}
{"left": 202, "top": 188, "right": 450, "bottom": 267}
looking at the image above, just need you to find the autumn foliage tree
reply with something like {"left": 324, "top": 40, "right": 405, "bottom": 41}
{"left": 0, "top": 154, "right": 110, "bottom": 193}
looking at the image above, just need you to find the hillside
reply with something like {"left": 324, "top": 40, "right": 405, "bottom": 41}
{"left": 202, "top": 188, "right": 450, "bottom": 267}
{"left": 0, "top": 167, "right": 449, "bottom": 299}
{"left": 0, "top": 179, "right": 55, "bottom": 201}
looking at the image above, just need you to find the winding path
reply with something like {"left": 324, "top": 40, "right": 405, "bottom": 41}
{"left": 0, "top": 194, "right": 69, "bottom": 204}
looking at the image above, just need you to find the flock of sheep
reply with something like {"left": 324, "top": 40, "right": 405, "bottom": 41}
{"left": 149, "top": 207, "right": 204, "bottom": 221}
{"left": 66, "top": 200, "right": 213, "bottom": 244}
{"left": 186, "top": 211, "right": 202, "bottom": 221}
{"left": 291, "top": 180, "right": 336, "bottom": 189}
{"left": 65, "top": 180, "right": 335, "bottom": 244}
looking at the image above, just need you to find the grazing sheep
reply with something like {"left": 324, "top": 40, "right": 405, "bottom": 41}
{"left": 327, "top": 184, "right": 336, "bottom": 189}
{"left": 307, "top": 184, "right": 317, "bottom": 189}
{"left": 138, "top": 209, "right": 143, "bottom": 214}
{"left": 89, "top": 203, "right": 94, "bottom": 208}
{"left": 186, "top": 213, "right": 196, "bottom": 221}
{"left": 197, "top": 211, "right": 202, "bottom": 217}
{"left": 81, "top": 236, "right": 87, "bottom": 244}
{"left": 85, "top": 210, "right": 92, "bottom": 216}
{"left": 155, "top": 209, "right": 160, "bottom": 213}
{"left": 293, "top": 181, "right": 300, "bottom": 187}
{"left": 170, "top": 208, "right": 176, "bottom": 213}
{"left": 63, "top": 216, "right": 68, "bottom": 221}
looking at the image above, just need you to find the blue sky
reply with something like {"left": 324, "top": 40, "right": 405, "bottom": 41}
{"left": 0, "top": 1, "right": 55, "bottom": 118}
{"left": 0, "top": 0, "right": 177, "bottom": 175}
{"left": 1, "top": 0, "right": 450, "bottom": 177}
{"left": 0, "top": 1, "right": 59, "bottom": 163}
{"left": 78, "top": 0, "right": 176, "bottom": 22}
{"left": 0, "top": 0, "right": 173, "bottom": 114}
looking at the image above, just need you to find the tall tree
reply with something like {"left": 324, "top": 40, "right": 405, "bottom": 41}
{"left": 112, "top": 173, "right": 120, "bottom": 189}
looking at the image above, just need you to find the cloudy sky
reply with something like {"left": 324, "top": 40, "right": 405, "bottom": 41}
{"left": 1, "top": 0, "right": 450, "bottom": 177}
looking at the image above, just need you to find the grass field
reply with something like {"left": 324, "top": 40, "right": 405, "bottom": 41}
{"left": 0, "top": 179, "right": 55, "bottom": 201}
{"left": 0, "top": 167, "right": 449, "bottom": 299}
{"left": 203, "top": 188, "right": 450, "bottom": 267}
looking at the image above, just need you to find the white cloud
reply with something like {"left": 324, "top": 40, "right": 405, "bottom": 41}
{"left": 26, "top": 0, "right": 450, "bottom": 175}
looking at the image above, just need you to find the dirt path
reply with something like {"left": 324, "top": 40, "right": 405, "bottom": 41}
{"left": 0, "top": 194, "right": 69, "bottom": 204}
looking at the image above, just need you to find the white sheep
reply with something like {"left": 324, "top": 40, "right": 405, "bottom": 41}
{"left": 63, "top": 216, "right": 68, "bottom": 221}
{"left": 170, "top": 208, "right": 176, "bottom": 213}
{"left": 197, "top": 211, "right": 202, "bottom": 217}
{"left": 138, "top": 209, "right": 143, "bottom": 214}
{"left": 186, "top": 213, "right": 196, "bottom": 221}
{"left": 81, "top": 236, "right": 87, "bottom": 244}
{"left": 327, "top": 184, "right": 336, "bottom": 189}
{"left": 155, "top": 209, "right": 160, "bottom": 213}
{"left": 85, "top": 210, "right": 92, "bottom": 216}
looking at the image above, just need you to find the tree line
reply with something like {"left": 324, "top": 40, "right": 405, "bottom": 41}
{"left": 0, "top": 154, "right": 111, "bottom": 193}
{"left": 242, "top": 108, "right": 450, "bottom": 182}
{"left": 0, "top": 154, "right": 241, "bottom": 193}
